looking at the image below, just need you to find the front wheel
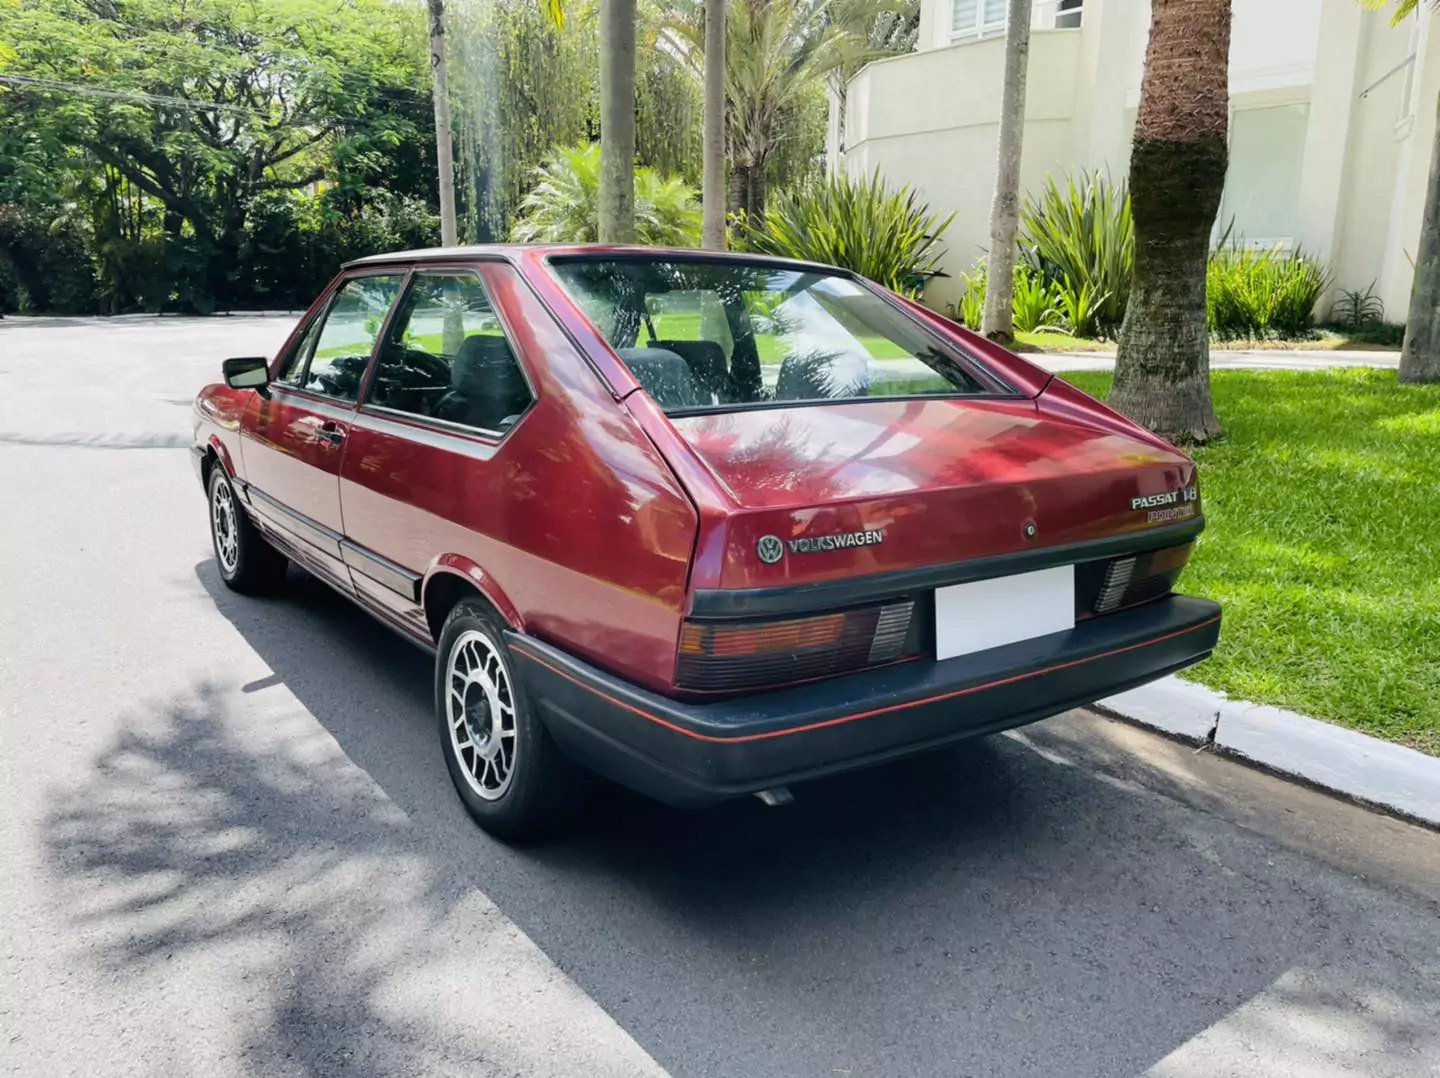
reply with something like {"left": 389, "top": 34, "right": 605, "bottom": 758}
{"left": 435, "top": 599, "right": 586, "bottom": 841}
{"left": 208, "top": 466, "right": 287, "bottom": 594}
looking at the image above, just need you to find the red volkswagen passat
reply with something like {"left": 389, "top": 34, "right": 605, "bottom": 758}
{"left": 193, "top": 246, "right": 1220, "bottom": 839}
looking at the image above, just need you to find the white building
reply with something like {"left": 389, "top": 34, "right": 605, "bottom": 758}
{"left": 833, "top": 0, "right": 1437, "bottom": 319}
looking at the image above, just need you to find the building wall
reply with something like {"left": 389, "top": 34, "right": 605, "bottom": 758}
{"left": 843, "top": 0, "right": 1434, "bottom": 323}
{"left": 844, "top": 29, "right": 1084, "bottom": 310}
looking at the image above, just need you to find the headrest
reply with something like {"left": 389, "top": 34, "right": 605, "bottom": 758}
{"left": 615, "top": 347, "right": 705, "bottom": 409}
{"left": 452, "top": 334, "right": 524, "bottom": 394}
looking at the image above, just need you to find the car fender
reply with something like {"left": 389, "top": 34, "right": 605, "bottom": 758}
{"left": 422, "top": 555, "right": 524, "bottom": 632}
{"left": 206, "top": 432, "right": 239, "bottom": 480}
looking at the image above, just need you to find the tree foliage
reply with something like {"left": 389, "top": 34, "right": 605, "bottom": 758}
{"left": 0, "top": 0, "right": 436, "bottom": 311}
{"left": 746, "top": 167, "right": 952, "bottom": 294}
{"left": 508, "top": 142, "right": 700, "bottom": 245}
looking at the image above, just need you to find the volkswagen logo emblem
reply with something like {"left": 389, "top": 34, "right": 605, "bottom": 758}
{"left": 756, "top": 534, "right": 785, "bottom": 564}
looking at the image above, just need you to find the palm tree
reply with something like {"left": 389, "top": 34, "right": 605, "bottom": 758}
{"left": 980, "top": 0, "right": 1032, "bottom": 344}
{"left": 509, "top": 144, "right": 701, "bottom": 246}
{"left": 661, "top": 0, "right": 914, "bottom": 228}
{"left": 1108, "top": 0, "right": 1231, "bottom": 443}
{"left": 599, "top": 0, "right": 639, "bottom": 242}
{"left": 426, "top": 0, "right": 459, "bottom": 246}
{"left": 702, "top": 0, "right": 727, "bottom": 249}
{"left": 1363, "top": 0, "right": 1440, "bottom": 382}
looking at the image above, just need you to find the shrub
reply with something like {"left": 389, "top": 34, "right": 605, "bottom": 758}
{"left": 955, "top": 262, "right": 986, "bottom": 330}
{"left": 1331, "top": 282, "right": 1385, "bottom": 329}
{"left": 951, "top": 260, "right": 1071, "bottom": 335}
{"left": 509, "top": 143, "right": 701, "bottom": 247}
{"left": 746, "top": 169, "right": 956, "bottom": 296}
{"left": 1207, "top": 244, "right": 1331, "bottom": 340}
{"left": 1019, "top": 171, "right": 1133, "bottom": 338}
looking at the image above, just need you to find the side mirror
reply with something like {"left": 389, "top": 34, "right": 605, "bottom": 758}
{"left": 223, "top": 356, "right": 270, "bottom": 390}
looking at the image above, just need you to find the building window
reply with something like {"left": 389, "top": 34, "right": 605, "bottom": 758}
{"left": 951, "top": 0, "right": 1007, "bottom": 41}
{"left": 1219, "top": 103, "right": 1310, "bottom": 245}
{"left": 1054, "top": 0, "right": 1083, "bottom": 30}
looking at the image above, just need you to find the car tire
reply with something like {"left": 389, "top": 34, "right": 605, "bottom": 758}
{"left": 435, "top": 598, "right": 586, "bottom": 841}
{"left": 208, "top": 466, "right": 287, "bottom": 595}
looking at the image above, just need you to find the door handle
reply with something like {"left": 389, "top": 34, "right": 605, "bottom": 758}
{"left": 315, "top": 420, "right": 345, "bottom": 447}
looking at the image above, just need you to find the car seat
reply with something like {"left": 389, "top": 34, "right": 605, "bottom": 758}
{"left": 615, "top": 347, "right": 706, "bottom": 409}
{"left": 432, "top": 335, "right": 531, "bottom": 430}
{"left": 649, "top": 339, "right": 728, "bottom": 403}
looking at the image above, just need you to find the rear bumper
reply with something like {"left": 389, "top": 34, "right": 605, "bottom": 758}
{"left": 509, "top": 594, "right": 1221, "bottom": 806}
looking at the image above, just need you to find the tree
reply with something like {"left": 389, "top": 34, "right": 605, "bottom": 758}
{"left": 427, "top": 0, "right": 459, "bottom": 246}
{"left": 661, "top": 0, "right": 914, "bottom": 227}
{"left": 599, "top": 0, "right": 639, "bottom": 242}
{"left": 509, "top": 143, "right": 701, "bottom": 245}
{"left": 1363, "top": 0, "right": 1440, "bottom": 382}
{"left": 1108, "top": 0, "right": 1231, "bottom": 443}
{"left": 980, "top": 0, "right": 1032, "bottom": 343}
{"left": 702, "top": 0, "right": 727, "bottom": 249}
{"left": 0, "top": 0, "right": 427, "bottom": 308}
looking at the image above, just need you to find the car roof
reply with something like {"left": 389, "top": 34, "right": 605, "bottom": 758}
{"left": 342, "top": 244, "right": 845, "bottom": 276}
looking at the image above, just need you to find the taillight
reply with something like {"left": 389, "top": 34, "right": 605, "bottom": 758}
{"left": 676, "top": 601, "right": 919, "bottom": 693}
{"left": 1085, "top": 542, "right": 1193, "bottom": 616}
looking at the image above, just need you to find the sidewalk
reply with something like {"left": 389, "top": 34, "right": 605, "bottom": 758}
{"left": 1098, "top": 677, "right": 1440, "bottom": 829}
{"left": 1034, "top": 349, "right": 1400, "bottom": 372}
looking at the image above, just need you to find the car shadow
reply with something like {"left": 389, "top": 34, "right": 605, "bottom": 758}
{"left": 60, "top": 559, "right": 1422, "bottom": 1077}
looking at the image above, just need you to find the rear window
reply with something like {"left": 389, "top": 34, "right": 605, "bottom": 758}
{"left": 548, "top": 257, "right": 999, "bottom": 414}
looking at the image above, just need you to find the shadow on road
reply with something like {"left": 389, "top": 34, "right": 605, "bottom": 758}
{"left": 40, "top": 559, "right": 1437, "bottom": 1077}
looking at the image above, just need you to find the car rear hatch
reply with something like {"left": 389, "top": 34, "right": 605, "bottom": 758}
{"left": 661, "top": 396, "right": 1202, "bottom": 694}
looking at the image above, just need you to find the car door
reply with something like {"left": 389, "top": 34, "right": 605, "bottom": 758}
{"left": 337, "top": 266, "right": 537, "bottom": 640}
{"left": 241, "top": 271, "right": 406, "bottom": 589}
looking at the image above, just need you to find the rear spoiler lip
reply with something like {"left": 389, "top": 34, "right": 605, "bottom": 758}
{"left": 686, "top": 516, "right": 1206, "bottom": 621}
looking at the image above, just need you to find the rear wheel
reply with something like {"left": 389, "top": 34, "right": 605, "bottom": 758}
{"left": 208, "top": 466, "right": 287, "bottom": 594}
{"left": 435, "top": 599, "right": 586, "bottom": 841}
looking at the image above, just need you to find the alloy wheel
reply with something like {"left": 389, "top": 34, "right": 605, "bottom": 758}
{"left": 446, "top": 629, "right": 518, "bottom": 800}
{"left": 211, "top": 476, "right": 240, "bottom": 574}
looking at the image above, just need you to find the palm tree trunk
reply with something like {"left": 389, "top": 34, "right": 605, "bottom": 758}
{"left": 981, "top": 0, "right": 1032, "bottom": 343}
{"left": 748, "top": 164, "right": 766, "bottom": 222}
{"left": 426, "top": 0, "right": 458, "bottom": 247}
{"left": 1400, "top": 91, "right": 1440, "bottom": 383}
{"left": 598, "top": 0, "right": 638, "bottom": 244}
{"left": 1109, "top": 0, "right": 1229, "bottom": 443}
{"left": 729, "top": 165, "right": 749, "bottom": 227}
{"left": 702, "top": 0, "right": 727, "bottom": 250}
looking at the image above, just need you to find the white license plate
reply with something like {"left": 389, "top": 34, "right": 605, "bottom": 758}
{"left": 934, "top": 565, "right": 1076, "bottom": 661}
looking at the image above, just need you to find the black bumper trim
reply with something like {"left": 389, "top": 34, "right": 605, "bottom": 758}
{"left": 688, "top": 515, "right": 1205, "bottom": 619}
{"left": 510, "top": 594, "right": 1221, "bottom": 805}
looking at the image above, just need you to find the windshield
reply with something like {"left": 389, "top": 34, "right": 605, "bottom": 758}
{"left": 548, "top": 257, "right": 999, "bottom": 414}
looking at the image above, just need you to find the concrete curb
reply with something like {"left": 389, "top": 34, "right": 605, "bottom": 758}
{"left": 1096, "top": 676, "right": 1440, "bottom": 828}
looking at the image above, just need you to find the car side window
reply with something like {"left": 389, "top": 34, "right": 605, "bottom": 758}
{"left": 300, "top": 275, "right": 404, "bottom": 402}
{"left": 275, "top": 313, "right": 324, "bottom": 386}
{"left": 371, "top": 272, "right": 534, "bottom": 433}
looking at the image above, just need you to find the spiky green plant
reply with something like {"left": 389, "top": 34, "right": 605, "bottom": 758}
{"left": 955, "top": 261, "right": 986, "bottom": 330}
{"left": 509, "top": 144, "right": 702, "bottom": 247}
{"left": 1207, "top": 244, "right": 1332, "bottom": 339}
{"left": 1011, "top": 264, "right": 1066, "bottom": 333}
{"left": 746, "top": 168, "right": 955, "bottom": 296}
{"left": 1019, "top": 171, "right": 1133, "bottom": 338}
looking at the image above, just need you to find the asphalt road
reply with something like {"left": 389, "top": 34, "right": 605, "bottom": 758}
{"left": 2, "top": 314, "right": 1438, "bottom": 1078}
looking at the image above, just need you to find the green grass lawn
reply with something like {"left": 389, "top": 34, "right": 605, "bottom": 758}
{"left": 1064, "top": 368, "right": 1440, "bottom": 754}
